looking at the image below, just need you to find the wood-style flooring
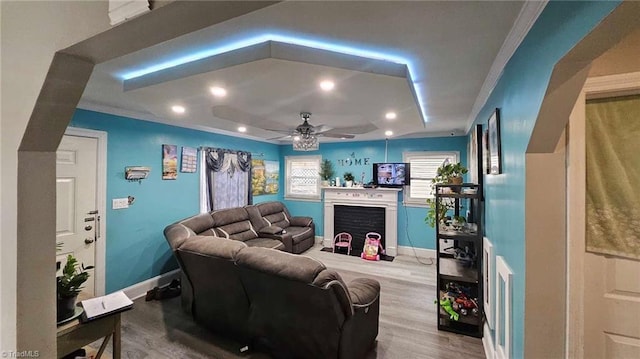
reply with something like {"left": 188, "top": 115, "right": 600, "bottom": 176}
{"left": 90, "top": 245, "right": 485, "bottom": 358}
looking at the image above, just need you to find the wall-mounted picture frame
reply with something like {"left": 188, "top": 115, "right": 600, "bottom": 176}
{"left": 488, "top": 108, "right": 502, "bottom": 175}
{"left": 162, "top": 144, "right": 178, "bottom": 180}
{"left": 483, "top": 128, "right": 490, "bottom": 175}
{"left": 180, "top": 146, "right": 197, "bottom": 173}
{"left": 468, "top": 124, "right": 484, "bottom": 185}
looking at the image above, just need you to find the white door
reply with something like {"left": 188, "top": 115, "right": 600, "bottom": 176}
{"left": 584, "top": 254, "right": 640, "bottom": 358}
{"left": 56, "top": 135, "right": 99, "bottom": 296}
{"left": 568, "top": 89, "right": 640, "bottom": 359}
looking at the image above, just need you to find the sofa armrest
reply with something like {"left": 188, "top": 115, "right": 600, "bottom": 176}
{"left": 348, "top": 278, "right": 380, "bottom": 308}
{"left": 258, "top": 225, "right": 283, "bottom": 235}
{"left": 257, "top": 231, "right": 293, "bottom": 253}
{"left": 340, "top": 278, "right": 381, "bottom": 358}
{"left": 289, "top": 216, "right": 314, "bottom": 228}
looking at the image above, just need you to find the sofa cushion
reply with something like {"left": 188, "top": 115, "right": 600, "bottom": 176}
{"left": 244, "top": 237, "right": 286, "bottom": 251}
{"left": 254, "top": 202, "right": 291, "bottom": 228}
{"left": 235, "top": 247, "right": 325, "bottom": 283}
{"left": 210, "top": 207, "right": 259, "bottom": 241}
{"left": 179, "top": 235, "right": 247, "bottom": 259}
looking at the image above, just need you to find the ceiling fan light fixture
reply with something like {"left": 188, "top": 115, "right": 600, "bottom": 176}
{"left": 293, "top": 134, "right": 318, "bottom": 151}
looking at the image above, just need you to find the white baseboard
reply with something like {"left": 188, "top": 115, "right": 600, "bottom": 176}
{"left": 121, "top": 268, "right": 181, "bottom": 300}
{"left": 397, "top": 246, "right": 436, "bottom": 259}
{"left": 483, "top": 323, "right": 496, "bottom": 359}
{"left": 315, "top": 235, "right": 324, "bottom": 245}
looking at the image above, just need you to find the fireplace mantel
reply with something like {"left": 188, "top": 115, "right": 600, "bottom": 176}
{"left": 323, "top": 187, "right": 401, "bottom": 256}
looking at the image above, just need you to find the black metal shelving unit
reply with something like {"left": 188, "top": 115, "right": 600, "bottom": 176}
{"left": 435, "top": 183, "right": 483, "bottom": 338}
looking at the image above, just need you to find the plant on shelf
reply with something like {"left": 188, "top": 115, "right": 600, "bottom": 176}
{"left": 319, "top": 159, "right": 335, "bottom": 186}
{"left": 425, "top": 161, "right": 468, "bottom": 228}
{"left": 57, "top": 254, "right": 93, "bottom": 321}
{"left": 433, "top": 161, "right": 468, "bottom": 185}
{"left": 343, "top": 172, "right": 355, "bottom": 187}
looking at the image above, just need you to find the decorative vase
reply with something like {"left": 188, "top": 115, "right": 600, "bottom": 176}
{"left": 57, "top": 295, "right": 78, "bottom": 322}
{"left": 345, "top": 180, "right": 353, "bottom": 187}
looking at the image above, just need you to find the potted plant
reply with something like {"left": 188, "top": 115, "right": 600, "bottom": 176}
{"left": 425, "top": 161, "right": 468, "bottom": 228}
{"left": 343, "top": 172, "right": 355, "bottom": 187}
{"left": 319, "top": 159, "right": 335, "bottom": 186}
{"left": 433, "top": 162, "right": 468, "bottom": 185}
{"left": 57, "top": 254, "right": 93, "bottom": 322}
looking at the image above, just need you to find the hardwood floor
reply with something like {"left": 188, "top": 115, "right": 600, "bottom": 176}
{"left": 91, "top": 245, "right": 485, "bottom": 358}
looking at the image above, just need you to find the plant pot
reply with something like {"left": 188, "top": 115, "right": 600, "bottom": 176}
{"left": 450, "top": 176, "right": 463, "bottom": 185}
{"left": 345, "top": 180, "right": 353, "bottom": 187}
{"left": 57, "top": 294, "right": 78, "bottom": 322}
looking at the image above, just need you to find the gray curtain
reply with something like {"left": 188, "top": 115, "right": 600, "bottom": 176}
{"left": 204, "top": 147, "right": 252, "bottom": 211}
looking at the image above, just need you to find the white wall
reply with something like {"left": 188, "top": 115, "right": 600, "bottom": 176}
{"left": 0, "top": 1, "right": 110, "bottom": 350}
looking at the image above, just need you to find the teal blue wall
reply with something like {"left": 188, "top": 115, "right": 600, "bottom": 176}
{"left": 70, "top": 109, "right": 281, "bottom": 293}
{"left": 470, "top": 1, "right": 620, "bottom": 357}
{"left": 281, "top": 136, "right": 467, "bottom": 249}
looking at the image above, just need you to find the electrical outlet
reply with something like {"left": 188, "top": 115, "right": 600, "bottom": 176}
{"left": 112, "top": 198, "right": 129, "bottom": 209}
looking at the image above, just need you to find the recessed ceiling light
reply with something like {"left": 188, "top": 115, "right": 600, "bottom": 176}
{"left": 385, "top": 112, "right": 397, "bottom": 120}
{"left": 210, "top": 86, "right": 227, "bottom": 97}
{"left": 171, "top": 105, "right": 186, "bottom": 114}
{"left": 238, "top": 126, "right": 247, "bottom": 133}
{"left": 385, "top": 130, "right": 393, "bottom": 137}
{"left": 319, "top": 80, "right": 335, "bottom": 91}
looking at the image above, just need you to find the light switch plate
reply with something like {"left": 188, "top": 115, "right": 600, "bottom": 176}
{"left": 112, "top": 198, "right": 129, "bottom": 209}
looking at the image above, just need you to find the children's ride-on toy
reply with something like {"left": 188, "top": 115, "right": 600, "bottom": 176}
{"left": 361, "top": 232, "right": 385, "bottom": 261}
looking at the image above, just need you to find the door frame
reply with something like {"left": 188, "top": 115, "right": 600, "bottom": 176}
{"left": 566, "top": 71, "right": 640, "bottom": 358}
{"left": 63, "top": 127, "right": 108, "bottom": 296}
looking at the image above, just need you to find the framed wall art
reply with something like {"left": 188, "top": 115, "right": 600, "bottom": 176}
{"left": 180, "top": 146, "right": 197, "bottom": 173}
{"left": 468, "top": 124, "right": 484, "bottom": 185}
{"left": 488, "top": 108, "right": 502, "bottom": 175}
{"left": 162, "top": 144, "right": 178, "bottom": 180}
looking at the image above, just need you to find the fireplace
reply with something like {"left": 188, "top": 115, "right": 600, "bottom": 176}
{"left": 323, "top": 187, "right": 401, "bottom": 256}
{"left": 334, "top": 205, "right": 385, "bottom": 255}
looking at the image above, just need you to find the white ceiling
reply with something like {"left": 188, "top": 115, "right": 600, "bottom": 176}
{"left": 79, "top": 1, "right": 529, "bottom": 143}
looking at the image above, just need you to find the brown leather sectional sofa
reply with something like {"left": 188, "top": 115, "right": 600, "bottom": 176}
{"left": 164, "top": 201, "right": 315, "bottom": 254}
{"left": 164, "top": 226, "right": 381, "bottom": 358}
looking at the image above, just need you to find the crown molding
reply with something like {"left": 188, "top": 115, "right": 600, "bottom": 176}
{"left": 583, "top": 71, "right": 640, "bottom": 98}
{"left": 466, "top": 0, "right": 548, "bottom": 130}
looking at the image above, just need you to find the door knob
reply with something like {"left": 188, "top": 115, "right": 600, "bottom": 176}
{"left": 84, "top": 238, "right": 95, "bottom": 244}
{"left": 84, "top": 225, "right": 92, "bottom": 231}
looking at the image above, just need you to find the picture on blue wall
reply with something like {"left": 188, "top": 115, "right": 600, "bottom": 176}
{"left": 180, "top": 146, "right": 197, "bottom": 173}
{"left": 251, "top": 159, "right": 279, "bottom": 195}
{"left": 162, "top": 144, "right": 178, "bottom": 180}
{"left": 488, "top": 108, "right": 502, "bottom": 175}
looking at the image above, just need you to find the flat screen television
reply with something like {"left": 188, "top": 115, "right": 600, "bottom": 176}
{"left": 373, "top": 162, "right": 410, "bottom": 187}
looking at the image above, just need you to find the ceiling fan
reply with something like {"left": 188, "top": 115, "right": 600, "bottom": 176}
{"left": 270, "top": 112, "right": 356, "bottom": 141}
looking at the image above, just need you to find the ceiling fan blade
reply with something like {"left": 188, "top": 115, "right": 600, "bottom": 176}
{"left": 267, "top": 134, "right": 293, "bottom": 141}
{"left": 319, "top": 132, "right": 355, "bottom": 139}
{"left": 312, "top": 124, "right": 333, "bottom": 134}
{"left": 211, "top": 105, "right": 289, "bottom": 131}
{"left": 330, "top": 123, "right": 378, "bottom": 134}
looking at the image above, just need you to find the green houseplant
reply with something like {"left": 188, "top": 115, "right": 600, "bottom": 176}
{"left": 343, "top": 172, "right": 355, "bottom": 187}
{"left": 57, "top": 254, "right": 93, "bottom": 321}
{"left": 425, "top": 161, "right": 468, "bottom": 228}
{"left": 319, "top": 159, "right": 335, "bottom": 186}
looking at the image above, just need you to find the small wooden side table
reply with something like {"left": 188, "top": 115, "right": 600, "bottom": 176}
{"left": 56, "top": 311, "right": 121, "bottom": 359}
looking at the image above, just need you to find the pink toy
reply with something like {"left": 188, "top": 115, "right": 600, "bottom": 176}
{"left": 361, "top": 232, "right": 385, "bottom": 261}
{"left": 333, "top": 232, "right": 353, "bottom": 255}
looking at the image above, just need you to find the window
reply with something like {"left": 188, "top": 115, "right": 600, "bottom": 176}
{"left": 403, "top": 151, "right": 458, "bottom": 206}
{"left": 285, "top": 155, "right": 321, "bottom": 201}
